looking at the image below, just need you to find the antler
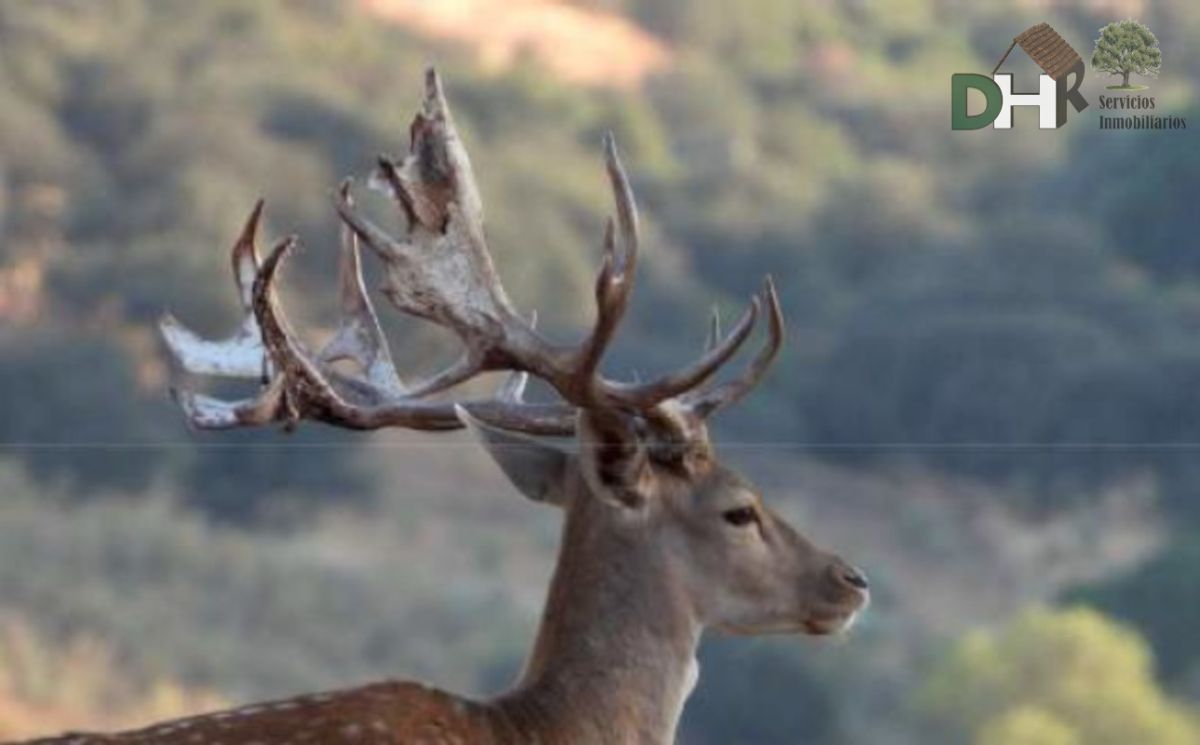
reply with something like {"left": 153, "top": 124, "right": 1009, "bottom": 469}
{"left": 161, "top": 68, "right": 783, "bottom": 438}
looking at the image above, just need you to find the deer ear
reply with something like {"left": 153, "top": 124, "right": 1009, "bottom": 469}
{"left": 576, "top": 409, "right": 652, "bottom": 510}
{"left": 457, "top": 406, "right": 570, "bottom": 507}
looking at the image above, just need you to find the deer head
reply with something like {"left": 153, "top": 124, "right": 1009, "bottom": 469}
{"left": 155, "top": 68, "right": 867, "bottom": 743}
{"left": 460, "top": 403, "right": 868, "bottom": 641}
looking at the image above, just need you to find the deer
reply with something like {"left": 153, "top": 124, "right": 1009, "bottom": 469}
{"left": 18, "top": 69, "right": 869, "bottom": 745}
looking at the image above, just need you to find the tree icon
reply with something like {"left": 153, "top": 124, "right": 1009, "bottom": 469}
{"left": 1092, "top": 20, "right": 1161, "bottom": 90}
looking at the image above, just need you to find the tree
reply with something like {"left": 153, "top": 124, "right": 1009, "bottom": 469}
{"left": 681, "top": 638, "right": 841, "bottom": 745}
{"left": 0, "top": 615, "right": 225, "bottom": 739}
{"left": 977, "top": 706, "right": 1079, "bottom": 745}
{"left": 916, "top": 607, "right": 1198, "bottom": 745}
{"left": 1092, "top": 20, "right": 1162, "bottom": 89}
{"left": 1066, "top": 542, "right": 1200, "bottom": 687}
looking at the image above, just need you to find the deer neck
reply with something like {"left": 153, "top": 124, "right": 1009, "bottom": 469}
{"left": 493, "top": 487, "right": 702, "bottom": 745}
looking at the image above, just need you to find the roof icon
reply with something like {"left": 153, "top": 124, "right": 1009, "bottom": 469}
{"left": 992, "top": 22, "right": 1084, "bottom": 81}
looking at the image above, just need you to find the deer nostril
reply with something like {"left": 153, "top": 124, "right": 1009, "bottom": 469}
{"left": 835, "top": 564, "right": 869, "bottom": 591}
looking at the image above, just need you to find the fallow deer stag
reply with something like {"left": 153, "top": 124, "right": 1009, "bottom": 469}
{"left": 22, "top": 69, "right": 868, "bottom": 745}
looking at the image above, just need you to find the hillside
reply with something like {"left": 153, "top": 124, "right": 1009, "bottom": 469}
{"left": 2, "top": 1, "right": 1200, "bottom": 742}
{"left": 361, "top": 0, "right": 671, "bottom": 88}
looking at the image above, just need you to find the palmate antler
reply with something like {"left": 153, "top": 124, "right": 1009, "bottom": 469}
{"left": 160, "top": 69, "right": 782, "bottom": 440}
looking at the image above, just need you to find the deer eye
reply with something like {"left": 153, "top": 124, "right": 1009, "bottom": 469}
{"left": 722, "top": 506, "right": 759, "bottom": 527}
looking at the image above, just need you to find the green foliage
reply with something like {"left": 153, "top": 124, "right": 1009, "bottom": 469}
{"left": 682, "top": 638, "right": 841, "bottom": 745}
{"left": 977, "top": 706, "right": 1080, "bottom": 745}
{"left": 2, "top": 0, "right": 1200, "bottom": 738}
{"left": 1065, "top": 111, "right": 1200, "bottom": 279}
{"left": 1, "top": 0, "right": 1198, "bottom": 527}
{"left": 1092, "top": 20, "right": 1162, "bottom": 86}
{"left": 0, "top": 329, "right": 176, "bottom": 491}
{"left": 1066, "top": 540, "right": 1200, "bottom": 689}
{"left": 0, "top": 615, "right": 226, "bottom": 739}
{"left": 0, "top": 461, "right": 531, "bottom": 699}
{"left": 917, "top": 607, "right": 1199, "bottom": 745}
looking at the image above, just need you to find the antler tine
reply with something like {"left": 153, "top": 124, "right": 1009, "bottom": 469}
{"left": 422, "top": 66, "right": 482, "bottom": 220}
{"left": 371, "top": 66, "right": 485, "bottom": 235}
{"left": 171, "top": 379, "right": 286, "bottom": 430}
{"left": 569, "top": 135, "right": 766, "bottom": 411}
{"left": 232, "top": 199, "right": 265, "bottom": 310}
{"left": 705, "top": 307, "right": 721, "bottom": 352}
{"left": 159, "top": 200, "right": 272, "bottom": 380}
{"left": 333, "top": 192, "right": 409, "bottom": 263}
{"left": 575, "top": 134, "right": 638, "bottom": 389}
{"left": 609, "top": 295, "right": 760, "bottom": 408}
{"left": 681, "top": 277, "right": 785, "bottom": 419}
{"left": 318, "top": 181, "right": 406, "bottom": 397}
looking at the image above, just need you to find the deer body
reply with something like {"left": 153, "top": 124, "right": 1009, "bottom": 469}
{"left": 18, "top": 70, "right": 867, "bottom": 745}
{"left": 26, "top": 464, "right": 858, "bottom": 745}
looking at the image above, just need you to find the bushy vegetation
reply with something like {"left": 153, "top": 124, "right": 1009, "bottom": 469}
{"left": 916, "top": 607, "right": 1198, "bottom": 745}
{"left": 0, "top": 615, "right": 225, "bottom": 740}
{"left": 1067, "top": 542, "right": 1200, "bottom": 694}
{"left": 0, "top": 462, "right": 537, "bottom": 703}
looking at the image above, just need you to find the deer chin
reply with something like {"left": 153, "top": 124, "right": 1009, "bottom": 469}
{"left": 716, "top": 605, "right": 864, "bottom": 637}
{"left": 799, "top": 593, "right": 870, "bottom": 636}
{"left": 802, "top": 610, "right": 860, "bottom": 636}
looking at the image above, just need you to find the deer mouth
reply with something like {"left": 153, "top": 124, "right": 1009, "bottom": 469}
{"left": 802, "top": 612, "right": 858, "bottom": 636}
{"left": 718, "top": 603, "right": 865, "bottom": 637}
{"left": 801, "top": 593, "right": 869, "bottom": 636}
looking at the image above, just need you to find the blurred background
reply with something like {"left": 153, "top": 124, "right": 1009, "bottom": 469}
{"left": 0, "top": 0, "right": 1198, "bottom": 742}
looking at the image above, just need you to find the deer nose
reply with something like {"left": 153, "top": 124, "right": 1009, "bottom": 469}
{"left": 832, "top": 563, "right": 869, "bottom": 592}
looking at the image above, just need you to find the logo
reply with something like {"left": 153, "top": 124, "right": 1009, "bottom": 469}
{"left": 951, "top": 23, "right": 1088, "bottom": 130}
{"left": 1092, "top": 19, "right": 1161, "bottom": 91}
{"left": 1091, "top": 20, "right": 1184, "bottom": 130}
